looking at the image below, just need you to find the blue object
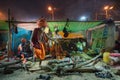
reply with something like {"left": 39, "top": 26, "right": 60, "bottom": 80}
{"left": 12, "top": 27, "right": 32, "bottom": 53}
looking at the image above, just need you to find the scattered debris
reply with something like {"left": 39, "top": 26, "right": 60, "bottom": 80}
{"left": 95, "top": 71, "right": 113, "bottom": 79}
{"left": 36, "top": 74, "right": 51, "bottom": 80}
{"left": 3, "top": 67, "right": 14, "bottom": 74}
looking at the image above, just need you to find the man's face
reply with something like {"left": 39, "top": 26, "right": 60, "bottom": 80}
{"left": 37, "top": 20, "right": 47, "bottom": 28}
{"left": 21, "top": 39, "right": 26, "bottom": 43}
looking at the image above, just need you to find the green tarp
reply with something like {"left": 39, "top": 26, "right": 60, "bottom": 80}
{"left": 48, "top": 21, "right": 103, "bottom": 32}
{"left": 0, "top": 20, "right": 103, "bottom": 32}
{"left": 0, "top": 20, "right": 104, "bottom": 52}
{"left": 0, "top": 20, "right": 8, "bottom": 30}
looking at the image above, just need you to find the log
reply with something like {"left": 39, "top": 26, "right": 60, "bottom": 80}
{"left": 0, "top": 60, "right": 21, "bottom": 68}
{"left": 55, "top": 66, "right": 101, "bottom": 76}
{"left": 66, "top": 68, "right": 100, "bottom": 73}
{"left": 39, "top": 54, "right": 102, "bottom": 72}
{"left": 75, "top": 53, "right": 102, "bottom": 68}
{"left": 52, "top": 53, "right": 102, "bottom": 71}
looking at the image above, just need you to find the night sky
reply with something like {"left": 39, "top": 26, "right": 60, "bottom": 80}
{"left": 0, "top": 0, "right": 119, "bottom": 21}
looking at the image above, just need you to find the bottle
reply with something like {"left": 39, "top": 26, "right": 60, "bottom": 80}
{"left": 103, "top": 52, "right": 110, "bottom": 64}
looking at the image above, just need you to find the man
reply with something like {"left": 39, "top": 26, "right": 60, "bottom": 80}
{"left": 18, "top": 38, "right": 33, "bottom": 63}
{"left": 49, "top": 26, "right": 63, "bottom": 59}
{"left": 31, "top": 18, "right": 49, "bottom": 61}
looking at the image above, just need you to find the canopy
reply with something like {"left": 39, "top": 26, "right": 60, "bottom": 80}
{"left": 0, "top": 20, "right": 108, "bottom": 32}
{"left": 0, "top": 20, "right": 104, "bottom": 52}
{"left": 17, "top": 21, "right": 103, "bottom": 32}
{"left": 17, "top": 21, "right": 103, "bottom": 38}
{"left": 48, "top": 21, "right": 103, "bottom": 32}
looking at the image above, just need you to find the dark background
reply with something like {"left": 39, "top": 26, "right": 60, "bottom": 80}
{"left": 0, "top": 0, "right": 120, "bottom": 21}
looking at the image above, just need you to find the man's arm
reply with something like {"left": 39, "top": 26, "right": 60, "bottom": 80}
{"left": 31, "top": 28, "right": 39, "bottom": 45}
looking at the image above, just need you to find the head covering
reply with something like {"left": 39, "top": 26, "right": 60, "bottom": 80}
{"left": 21, "top": 38, "right": 26, "bottom": 43}
{"left": 37, "top": 18, "right": 47, "bottom": 27}
{"left": 38, "top": 18, "right": 46, "bottom": 22}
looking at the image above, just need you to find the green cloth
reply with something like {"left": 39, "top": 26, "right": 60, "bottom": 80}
{"left": 48, "top": 21, "right": 102, "bottom": 32}
{"left": 0, "top": 20, "right": 8, "bottom": 30}
{"left": 0, "top": 20, "right": 102, "bottom": 32}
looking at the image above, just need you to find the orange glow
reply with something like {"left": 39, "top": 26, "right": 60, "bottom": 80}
{"left": 0, "top": 12, "right": 2, "bottom": 15}
{"left": 48, "top": 6, "right": 53, "bottom": 11}
{"left": 104, "top": 6, "right": 109, "bottom": 10}
{"left": 104, "top": 5, "right": 114, "bottom": 18}
{"left": 0, "top": 12, "right": 6, "bottom": 20}
{"left": 109, "top": 6, "right": 114, "bottom": 10}
{"left": 104, "top": 5, "right": 114, "bottom": 10}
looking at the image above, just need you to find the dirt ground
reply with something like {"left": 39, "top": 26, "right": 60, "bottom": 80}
{"left": 0, "top": 57, "right": 120, "bottom": 80}
{"left": 0, "top": 68, "right": 120, "bottom": 80}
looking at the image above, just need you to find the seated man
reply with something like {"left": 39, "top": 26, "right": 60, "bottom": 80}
{"left": 18, "top": 38, "right": 33, "bottom": 60}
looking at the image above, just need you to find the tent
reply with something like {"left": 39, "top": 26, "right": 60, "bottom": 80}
{"left": 12, "top": 27, "right": 32, "bottom": 52}
{"left": 18, "top": 21, "right": 103, "bottom": 38}
{"left": 48, "top": 21, "right": 103, "bottom": 32}
{"left": 17, "top": 21, "right": 103, "bottom": 32}
{"left": 0, "top": 20, "right": 104, "bottom": 52}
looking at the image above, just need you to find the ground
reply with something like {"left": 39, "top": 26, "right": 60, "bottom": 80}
{"left": 0, "top": 56, "right": 120, "bottom": 80}
{"left": 0, "top": 68, "right": 120, "bottom": 80}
